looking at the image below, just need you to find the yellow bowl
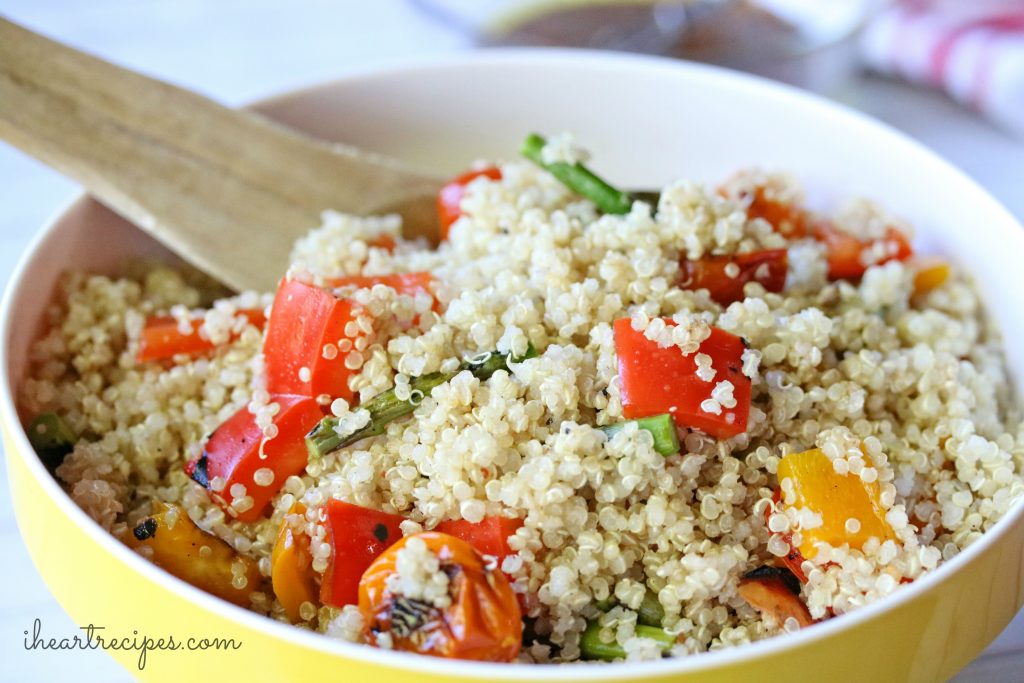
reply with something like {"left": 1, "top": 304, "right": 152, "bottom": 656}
{"left": 4, "top": 50, "right": 1024, "bottom": 682}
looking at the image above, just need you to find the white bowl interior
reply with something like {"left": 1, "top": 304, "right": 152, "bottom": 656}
{"left": 4, "top": 50, "right": 1024, "bottom": 680}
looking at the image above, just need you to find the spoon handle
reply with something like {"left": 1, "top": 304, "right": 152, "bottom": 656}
{"left": 0, "top": 18, "right": 438, "bottom": 292}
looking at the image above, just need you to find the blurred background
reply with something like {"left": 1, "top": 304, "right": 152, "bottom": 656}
{"left": 1, "top": 0, "right": 1022, "bottom": 681}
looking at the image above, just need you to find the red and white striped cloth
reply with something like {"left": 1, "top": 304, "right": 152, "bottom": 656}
{"left": 860, "top": 0, "right": 1024, "bottom": 137}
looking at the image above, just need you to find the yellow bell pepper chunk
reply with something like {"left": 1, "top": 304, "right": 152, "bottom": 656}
{"left": 911, "top": 257, "right": 950, "bottom": 297}
{"left": 271, "top": 503, "right": 318, "bottom": 622}
{"left": 777, "top": 448, "right": 894, "bottom": 558}
{"left": 128, "top": 502, "right": 261, "bottom": 607}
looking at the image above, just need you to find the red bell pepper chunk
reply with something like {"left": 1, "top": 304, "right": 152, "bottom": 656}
{"left": 188, "top": 394, "right": 323, "bottom": 522}
{"left": 680, "top": 249, "right": 788, "bottom": 305}
{"left": 320, "top": 500, "right": 406, "bottom": 608}
{"left": 137, "top": 309, "right": 266, "bottom": 363}
{"left": 435, "top": 516, "right": 523, "bottom": 564}
{"left": 613, "top": 318, "right": 751, "bottom": 439}
{"left": 264, "top": 279, "right": 366, "bottom": 403}
{"left": 745, "top": 187, "right": 808, "bottom": 238}
{"left": 813, "top": 222, "right": 913, "bottom": 281}
{"left": 324, "top": 271, "right": 438, "bottom": 310}
{"left": 437, "top": 167, "right": 502, "bottom": 240}
{"left": 367, "top": 233, "right": 397, "bottom": 252}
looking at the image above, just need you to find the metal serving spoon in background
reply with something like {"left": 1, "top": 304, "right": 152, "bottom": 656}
{"left": 0, "top": 17, "right": 442, "bottom": 293}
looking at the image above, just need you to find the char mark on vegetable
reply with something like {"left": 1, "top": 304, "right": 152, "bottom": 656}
{"left": 133, "top": 517, "right": 158, "bottom": 541}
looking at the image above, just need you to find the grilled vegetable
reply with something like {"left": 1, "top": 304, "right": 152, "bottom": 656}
{"left": 358, "top": 531, "right": 522, "bottom": 661}
{"left": 437, "top": 167, "right": 502, "bottom": 240}
{"left": 680, "top": 249, "right": 788, "bottom": 305}
{"left": 325, "top": 272, "right": 436, "bottom": 305}
{"left": 599, "top": 414, "right": 680, "bottom": 457}
{"left": 743, "top": 186, "right": 808, "bottom": 238}
{"left": 613, "top": 318, "right": 751, "bottom": 439}
{"left": 306, "top": 346, "right": 536, "bottom": 458}
{"left": 738, "top": 566, "right": 813, "bottom": 628}
{"left": 263, "top": 278, "right": 366, "bottom": 402}
{"left": 271, "top": 503, "right": 318, "bottom": 623}
{"left": 320, "top": 500, "right": 406, "bottom": 608}
{"left": 27, "top": 411, "right": 76, "bottom": 472}
{"left": 813, "top": 221, "right": 913, "bottom": 281}
{"left": 136, "top": 309, "right": 265, "bottom": 363}
{"left": 580, "top": 620, "right": 674, "bottom": 661}
{"left": 911, "top": 257, "right": 951, "bottom": 297}
{"left": 434, "top": 516, "right": 523, "bottom": 566}
{"left": 520, "top": 133, "right": 633, "bottom": 215}
{"left": 593, "top": 589, "right": 665, "bottom": 627}
{"left": 776, "top": 447, "right": 895, "bottom": 558}
{"left": 187, "top": 394, "right": 322, "bottom": 522}
{"left": 128, "top": 502, "right": 260, "bottom": 607}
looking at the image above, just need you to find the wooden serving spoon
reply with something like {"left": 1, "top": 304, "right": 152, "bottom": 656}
{"left": 0, "top": 18, "right": 443, "bottom": 293}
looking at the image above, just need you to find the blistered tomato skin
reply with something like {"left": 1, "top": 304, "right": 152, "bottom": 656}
{"left": 358, "top": 532, "right": 522, "bottom": 662}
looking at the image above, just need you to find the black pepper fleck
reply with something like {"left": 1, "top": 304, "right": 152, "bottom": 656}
{"left": 373, "top": 523, "right": 389, "bottom": 542}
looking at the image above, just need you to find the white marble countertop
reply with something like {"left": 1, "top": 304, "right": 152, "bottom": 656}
{"left": 1, "top": 2, "right": 1022, "bottom": 681}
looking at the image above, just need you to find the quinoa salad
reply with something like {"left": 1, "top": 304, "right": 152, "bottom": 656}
{"left": 19, "top": 133, "right": 1024, "bottom": 664}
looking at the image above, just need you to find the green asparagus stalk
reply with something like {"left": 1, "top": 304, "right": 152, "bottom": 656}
{"left": 520, "top": 133, "right": 635, "bottom": 215}
{"left": 599, "top": 414, "right": 680, "bottom": 456}
{"left": 637, "top": 590, "right": 667, "bottom": 628}
{"left": 579, "top": 620, "right": 674, "bottom": 661}
{"left": 306, "top": 346, "right": 536, "bottom": 459}
{"left": 594, "top": 589, "right": 666, "bottom": 628}
{"left": 27, "top": 411, "right": 77, "bottom": 472}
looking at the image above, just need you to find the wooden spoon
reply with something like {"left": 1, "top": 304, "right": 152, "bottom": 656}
{"left": 0, "top": 18, "right": 443, "bottom": 293}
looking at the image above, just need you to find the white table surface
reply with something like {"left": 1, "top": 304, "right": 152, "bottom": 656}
{"left": 1, "top": 2, "right": 1023, "bottom": 681}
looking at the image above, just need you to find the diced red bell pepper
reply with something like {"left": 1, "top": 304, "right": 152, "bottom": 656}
{"left": 746, "top": 187, "right": 808, "bottom": 238}
{"left": 680, "top": 249, "right": 788, "bottom": 305}
{"left": 326, "top": 271, "right": 432, "bottom": 294}
{"left": 324, "top": 272, "right": 438, "bottom": 312}
{"left": 188, "top": 394, "right": 323, "bottom": 523}
{"left": 320, "top": 500, "right": 406, "bottom": 608}
{"left": 813, "top": 221, "right": 913, "bottom": 281}
{"left": 264, "top": 279, "right": 365, "bottom": 402}
{"left": 435, "top": 516, "right": 523, "bottom": 564}
{"left": 368, "top": 233, "right": 397, "bottom": 252}
{"left": 437, "top": 167, "right": 502, "bottom": 240}
{"left": 613, "top": 318, "right": 751, "bottom": 439}
{"left": 137, "top": 309, "right": 266, "bottom": 363}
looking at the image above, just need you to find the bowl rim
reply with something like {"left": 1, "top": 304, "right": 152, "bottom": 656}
{"left": 3, "top": 47, "right": 1024, "bottom": 679}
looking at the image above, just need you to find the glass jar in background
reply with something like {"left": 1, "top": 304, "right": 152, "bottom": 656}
{"left": 410, "top": 0, "right": 888, "bottom": 90}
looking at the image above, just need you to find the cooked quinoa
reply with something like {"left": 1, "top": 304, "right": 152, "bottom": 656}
{"left": 19, "top": 137, "right": 1024, "bottom": 664}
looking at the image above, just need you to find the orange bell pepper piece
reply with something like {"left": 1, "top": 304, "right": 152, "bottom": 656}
{"left": 776, "top": 448, "right": 894, "bottom": 559}
{"left": 911, "top": 257, "right": 951, "bottom": 297}
{"left": 271, "top": 503, "right": 319, "bottom": 622}
{"left": 128, "top": 502, "right": 261, "bottom": 607}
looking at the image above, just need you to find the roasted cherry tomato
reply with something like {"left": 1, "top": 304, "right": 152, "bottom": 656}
{"left": 358, "top": 531, "right": 522, "bottom": 662}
